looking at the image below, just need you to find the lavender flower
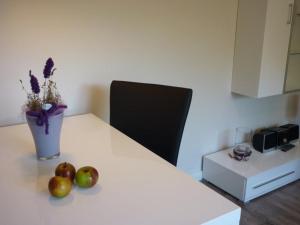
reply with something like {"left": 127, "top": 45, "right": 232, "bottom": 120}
{"left": 43, "top": 57, "right": 55, "bottom": 78}
{"left": 29, "top": 70, "right": 40, "bottom": 94}
{"left": 20, "top": 58, "right": 64, "bottom": 113}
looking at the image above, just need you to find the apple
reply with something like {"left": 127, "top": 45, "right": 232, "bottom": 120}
{"left": 48, "top": 176, "right": 72, "bottom": 198}
{"left": 55, "top": 162, "right": 76, "bottom": 182}
{"left": 75, "top": 166, "right": 99, "bottom": 188}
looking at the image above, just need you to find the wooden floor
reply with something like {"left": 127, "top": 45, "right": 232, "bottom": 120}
{"left": 202, "top": 180, "right": 300, "bottom": 225}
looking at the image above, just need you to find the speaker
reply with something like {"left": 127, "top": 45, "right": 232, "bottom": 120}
{"left": 267, "top": 127, "right": 289, "bottom": 146}
{"left": 252, "top": 130, "right": 277, "bottom": 153}
{"left": 279, "top": 124, "right": 299, "bottom": 142}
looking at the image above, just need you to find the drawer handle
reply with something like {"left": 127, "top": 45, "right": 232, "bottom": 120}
{"left": 252, "top": 171, "right": 295, "bottom": 189}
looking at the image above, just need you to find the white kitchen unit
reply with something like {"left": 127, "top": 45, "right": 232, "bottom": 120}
{"left": 285, "top": 0, "right": 300, "bottom": 92}
{"left": 203, "top": 144, "right": 300, "bottom": 202}
{"left": 232, "top": 0, "right": 295, "bottom": 98}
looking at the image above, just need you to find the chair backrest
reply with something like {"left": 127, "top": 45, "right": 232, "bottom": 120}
{"left": 110, "top": 80, "right": 192, "bottom": 166}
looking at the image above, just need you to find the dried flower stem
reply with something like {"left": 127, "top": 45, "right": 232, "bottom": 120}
{"left": 19, "top": 79, "right": 29, "bottom": 94}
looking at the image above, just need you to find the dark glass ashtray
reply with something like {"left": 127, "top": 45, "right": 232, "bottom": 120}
{"left": 230, "top": 145, "right": 252, "bottom": 161}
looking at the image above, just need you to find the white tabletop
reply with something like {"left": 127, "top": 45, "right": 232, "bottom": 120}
{"left": 0, "top": 114, "right": 240, "bottom": 225}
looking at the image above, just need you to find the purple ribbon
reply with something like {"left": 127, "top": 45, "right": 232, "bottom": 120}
{"left": 26, "top": 104, "right": 67, "bottom": 135}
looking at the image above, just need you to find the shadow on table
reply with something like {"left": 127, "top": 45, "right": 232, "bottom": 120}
{"left": 74, "top": 184, "right": 102, "bottom": 195}
{"left": 48, "top": 193, "right": 75, "bottom": 206}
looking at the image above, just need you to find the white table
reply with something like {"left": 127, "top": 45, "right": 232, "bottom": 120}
{"left": 0, "top": 114, "right": 240, "bottom": 225}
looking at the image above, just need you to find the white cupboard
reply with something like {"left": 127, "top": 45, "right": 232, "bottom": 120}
{"left": 232, "top": 0, "right": 294, "bottom": 98}
{"left": 285, "top": 0, "right": 300, "bottom": 92}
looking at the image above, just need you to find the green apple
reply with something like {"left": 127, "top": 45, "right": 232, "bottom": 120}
{"left": 48, "top": 176, "right": 72, "bottom": 198}
{"left": 55, "top": 162, "right": 76, "bottom": 182}
{"left": 75, "top": 166, "right": 99, "bottom": 188}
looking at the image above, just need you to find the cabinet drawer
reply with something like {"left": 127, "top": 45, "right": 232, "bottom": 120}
{"left": 203, "top": 158, "right": 246, "bottom": 201}
{"left": 245, "top": 161, "right": 299, "bottom": 201}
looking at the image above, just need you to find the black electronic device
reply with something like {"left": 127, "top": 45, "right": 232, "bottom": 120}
{"left": 267, "top": 127, "right": 289, "bottom": 146}
{"left": 280, "top": 143, "right": 295, "bottom": 152}
{"left": 279, "top": 124, "right": 299, "bottom": 142}
{"left": 252, "top": 130, "right": 277, "bottom": 153}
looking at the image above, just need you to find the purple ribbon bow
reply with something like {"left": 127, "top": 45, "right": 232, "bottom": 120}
{"left": 26, "top": 103, "right": 67, "bottom": 134}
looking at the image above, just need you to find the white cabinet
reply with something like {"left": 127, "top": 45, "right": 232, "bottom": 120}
{"left": 285, "top": 0, "right": 300, "bottom": 92}
{"left": 232, "top": 0, "right": 294, "bottom": 98}
{"left": 203, "top": 144, "right": 300, "bottom": 202}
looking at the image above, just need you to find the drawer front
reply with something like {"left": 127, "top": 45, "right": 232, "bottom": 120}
{"left": 245, "top": 161, "right": 299, "bottom": 201}
{"left": 203, "top": 158, "right": 246, "bottom": 201}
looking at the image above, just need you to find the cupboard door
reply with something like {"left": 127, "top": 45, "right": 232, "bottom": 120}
{"left": 285, "top": 0, "right": 300, "bottom": 92}
{"left": 258, "top": 0, "right": 294, "bottom": 97}
{"left": 232, "top": 0, "right": 268, "bottom": 98}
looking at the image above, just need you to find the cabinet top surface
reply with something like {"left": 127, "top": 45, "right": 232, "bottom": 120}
{"left": 0, "top": 114, "right": 239, "bottom": 225}
{"left": 205, "top": 143, "right": 300, "bottom": 178}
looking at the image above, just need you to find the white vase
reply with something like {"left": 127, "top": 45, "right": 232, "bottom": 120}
{"left": 26, "top": 112, "right": 64, "bottom": 160}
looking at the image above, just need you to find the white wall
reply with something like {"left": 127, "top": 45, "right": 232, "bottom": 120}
{"left": 0, "top": 0, "right": 299, "bottom": 179}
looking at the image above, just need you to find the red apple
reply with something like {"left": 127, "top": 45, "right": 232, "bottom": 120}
{"left": 48, "top": 176, "right": 72, "bottom": 198}
{"left": 55, "top": 162, "right": 76, "bottom": 182}
{"left": 75, "top": 166, "right": 99, "bottom": 188}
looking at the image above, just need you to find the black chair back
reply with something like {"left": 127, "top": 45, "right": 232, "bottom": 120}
{"left": 110, "top": 80, "right": 192, "bottom": 166}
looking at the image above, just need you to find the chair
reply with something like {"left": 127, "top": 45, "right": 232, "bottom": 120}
{"left": 110, "top": 80, "right": 192, "bottom": 166}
